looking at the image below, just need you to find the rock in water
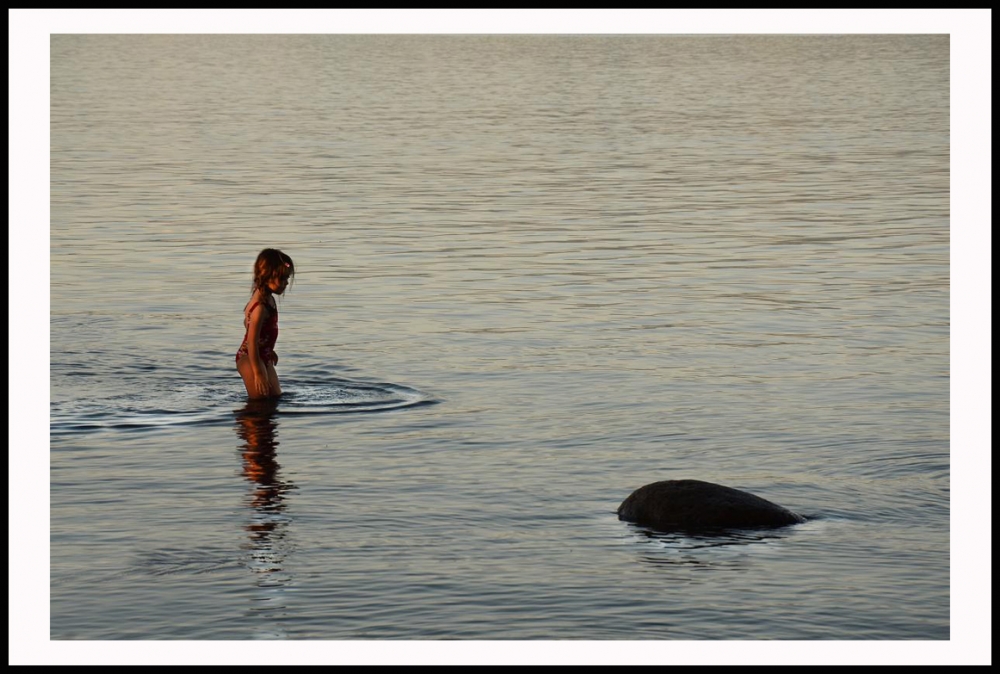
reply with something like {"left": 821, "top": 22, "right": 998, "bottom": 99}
{"left": 617, "top": 479, "right": 805, "bottom": 531}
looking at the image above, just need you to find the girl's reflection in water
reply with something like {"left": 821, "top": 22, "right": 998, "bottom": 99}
{"left": 234, "top": 398, "right": 296, "bottom": 637}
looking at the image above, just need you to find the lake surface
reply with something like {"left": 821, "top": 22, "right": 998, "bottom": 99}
{"left": 49, "top": 34, "right": 950, "bottom": 642}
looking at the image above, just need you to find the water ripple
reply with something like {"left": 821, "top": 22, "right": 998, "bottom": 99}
{"left": 50, "top": 377, "right": 435, "bottom": 435}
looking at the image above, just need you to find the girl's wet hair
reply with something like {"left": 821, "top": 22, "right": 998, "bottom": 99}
{"left": 252, "top": 248, "right": 295, "bottom": 295}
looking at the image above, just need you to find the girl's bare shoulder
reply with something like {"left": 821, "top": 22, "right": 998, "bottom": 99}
{"left": 245, "top": 290, "right": 274, "bottom": 317}
{"left": 243, "top": 291, "right": 261, "bottom": 314}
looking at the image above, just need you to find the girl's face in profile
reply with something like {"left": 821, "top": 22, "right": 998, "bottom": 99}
{"left": 267, "top": 271, "right": 290, "bottom": 295}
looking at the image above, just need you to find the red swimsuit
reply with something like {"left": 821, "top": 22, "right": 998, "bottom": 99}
{"left": 235, "top": 299, "right": 279, "bottom": 366}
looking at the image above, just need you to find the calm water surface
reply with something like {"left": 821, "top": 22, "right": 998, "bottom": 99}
{"left": 50, "top": 35, "right": 949, "bottom": 640}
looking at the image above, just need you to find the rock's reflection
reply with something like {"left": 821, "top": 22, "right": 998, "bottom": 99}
{"left": 626, "top": 522, "right": 788, "bottom": 569}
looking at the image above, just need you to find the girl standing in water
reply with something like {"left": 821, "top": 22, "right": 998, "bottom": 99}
{"left": 236, "top": 248, "right": 294, "bottom": 398}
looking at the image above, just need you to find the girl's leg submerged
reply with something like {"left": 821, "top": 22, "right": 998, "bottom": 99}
{"left": 236, "top": 355, "right": 282, "bottom": 399}
{"left": 265, "top": 362, "right": 282, "bottom": 397}
{"left": 236, "top": 355, "right": 260, "bottom": 398}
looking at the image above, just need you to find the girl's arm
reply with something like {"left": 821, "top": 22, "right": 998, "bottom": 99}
{"left": 245, "top": 302, "right": 271, "bottom": 397}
